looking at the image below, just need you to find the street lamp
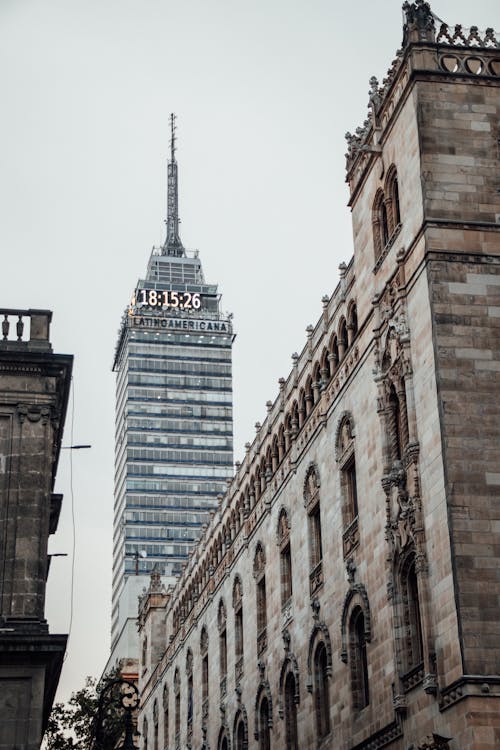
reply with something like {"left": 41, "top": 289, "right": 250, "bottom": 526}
{"left": 93, "top": 679, "right": 140, "bottom": 750}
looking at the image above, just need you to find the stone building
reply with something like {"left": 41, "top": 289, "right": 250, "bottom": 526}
{"left": 137, "top": 3, "right": 500, "bottom": 749}
{"left": 0, "top": 309, "right": 73, "bottom": 749}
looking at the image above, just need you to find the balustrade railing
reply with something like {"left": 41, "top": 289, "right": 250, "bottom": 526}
{"left": 0, "top": 308, "right": 52, "bottom": 350}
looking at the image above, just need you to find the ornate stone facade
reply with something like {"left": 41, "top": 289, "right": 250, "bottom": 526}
{"left": 137, "top": 3, "right": 500, "bottom": 749}
{"left": 0, "top": 309, "right": 73, "bottom": 749}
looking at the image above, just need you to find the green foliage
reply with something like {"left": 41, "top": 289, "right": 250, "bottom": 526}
{"left": 43, "top": 673, "right": 129, "bottom": 750}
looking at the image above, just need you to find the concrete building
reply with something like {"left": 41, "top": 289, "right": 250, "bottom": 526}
{"left": 0, "top": 309, "right": 72, "bottom": 750}
{"left": 136, "top": 3, "right": 500, "bottom": 749}
{"left": 108, "top": 117, "right": 234, "bottom": 670}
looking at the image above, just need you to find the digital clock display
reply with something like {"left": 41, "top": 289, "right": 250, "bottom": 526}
{"left": 132, "top": 289, "right": 202, "bottom": 310}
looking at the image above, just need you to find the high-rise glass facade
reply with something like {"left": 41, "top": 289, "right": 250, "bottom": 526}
{"left": 108, "top": 121, "right": 234, "bottom": 664}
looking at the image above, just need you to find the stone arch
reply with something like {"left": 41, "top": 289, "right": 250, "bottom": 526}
{"left": 373, "top": 187, "right": 388, "bottom": 260}
{"left": 275, "top": 506, "right": 291, "bottom": 544}
{"left": 340, "top": 583, "right": 372, "bottom": 662}
{"left": 384, "top": 163, "right": 401, "bottom": 234}
{"left": 303, "top": 461, "right": 321, "bottom": 506}
{"left": 298, "top": 387, "right": 306, "bottom": 426}
{"left": 253, "top": 541, "right": 266, "bottom": 578}
{"left": 217, "top": 723, "right": 231, "bottom": 750}
{"left": 232, "top": 574, "right": 243, "bottom": 607}
{"left": 334, "top": 411, "right": 356, "bottom": 462}
{"left": 278, "top": 424, "right": 286, "bottom": 461}
{"left": 278, "top": 652, "right": 300, "bottom": 713}
{"left": 320, "top": 346, "right": 331, "bottom": 385}
{"left": 307, "top": 620, "right": 333, "bottom": 691}
{"left": 232, "top": 705, "right": 248, "bottom": 750}
{"left": 254, "top": 680, "right": 273, "bottom": 740}
{"left": 348, "top": 300, "right": 358, "bottom": 339}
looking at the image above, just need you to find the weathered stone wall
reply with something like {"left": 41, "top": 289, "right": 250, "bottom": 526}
{"left": 0, "top": 311, "right": 72, "bottom": 750}
{"left": 428, "top": 257, "right": 500, "bottom": 676}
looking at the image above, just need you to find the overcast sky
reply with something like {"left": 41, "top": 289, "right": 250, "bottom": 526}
{"left": 0, "top": 0, "right": 497, "bottom": 704}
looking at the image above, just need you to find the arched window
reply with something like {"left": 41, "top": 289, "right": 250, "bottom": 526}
{"left": 162, "top": 684, "right": 169, "bottom": 750}
{"left": 233, "top": 709, "right": 248, "bottom": 750}
{"left": 385, "top": 165, "right": 401, "bottom": 235}
{"left": 153, "top": 700, "right": 159, "bottom": 750}
{"left": 349, "top": 607, "right": 369, "bottom": 711}
{"left": 200, "top": 627, "right": 209, "bottom": 720}
{"left": 284, "top": 672, "right": 298, "bottom": 750}
{"left": 339, "top": 318, "right": 349, "bottom": 359}
{"left": 235, "top": 720, "right": 245, "bottom": 750}
{"left": 348, "top": 303, "right": 358, "bottom": 343}
{"left": 372, "top": 188, "right": 389, "bottom": 261}
{"left": 253, "top": 544, "right": 267, "bottom": 655}
{"left": 258, "top": 697, "right": 271, "bottom": 750}
{"left": 218, "top": 729, "right": 229, "bottom": 750}
{"left": 233, "top": 576, "right": 244, "bottom": 683}
{"left": 143, "top": 717, "right": 149, "bottom": 750}
{"left": 388, "top": 380, "right": 408, "bottom": 463}
{"left": 330, "top": 336, "right": 339, "bottom": 373}
{"left": 277, "top": 509, "right": 292, "bottom": 607}
{"left": 401, "top": 555, "right": 424, "bottom": 673}
{"left": 304, "top": 465, "right": 323, "bottom": 597}
{"left": 218, "top": 600, "right": 228, "bottom": 698}
{"left": 336, "top": 414, "right": 359, "bottom": 558}
{"left": 186, "top": 649, "right": 193, "bottom": 739}
{"left": 314, "top": 642, "right": 330, "bottom": 740}
{"left": 142, "top": 635, "right": 148, "bottom": 671}
{"left": 173, "top": 669, "right": 180, "bottom": 747}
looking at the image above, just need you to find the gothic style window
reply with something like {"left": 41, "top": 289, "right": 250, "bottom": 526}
{"left": 218, "top": 599, "right": 228, "bottom": 698}
{"left": 143, "top": 717, "right": 149, "bottom": 750}
{"left": 284, "top": 672, "right": 298, "bottom": 750}
{"left": 336, "top": 414, "right": 359, "bottom": 558}
{"left": 339, "top": 318, "right": 349, "bottom": 359}
{"left": 173, "top": 669, "right": 180, "bottom": 749}
{"left": 162, "top": 684, "right": 169, "bottom": 750}
{"left": 349, "top": 607, "right": 369, "bottom": 711}
{"left": 277, "top": 509, "right": 293, "bottom": 608}
{"left": 304, "top": 465, "right": 323, "bottom": 597}
{"left": 233, "top": 709, "right": 247, "bottom": 750}
{"left": 401, "top": 555, "right": 424, "bottom": 674}
{"left": 253, "top": 543, "right": 267, "bottom": 655}
{"left": 200, "top": 627, "right": 209, "bottom": 720}
{"left": 385, "top": 165, "right": 401, "bottom": 235}
{"left": 218, "top": 730, "right": 229, "bottom": 750}
{"left": 235, "top": 719, "right": 245, "bottom": 750}
{"left": 186, "top": 649, "right": 193, "bottom": 740}
{"left": 153, "top": 700, "right": 159, "bottom": 750}
{"left": 387, "top": 378, "right": 409, "bottom": 465}
{"left": 142, "top": 635, "right": 148, "bottom": 671}
{"left": 258, "top": 697, "right": 271, "bottom": 750}
{"left": 314, "top": 642, "right": 330, "bottom": 741}
{"left": 233, "top": 576, "right": 244, "bottom": 682}
{"left": 349, "top": 303, "right": 358, "bottom": 339}
{"left": 372, "top": 188, "right": 389, "bottom": 261}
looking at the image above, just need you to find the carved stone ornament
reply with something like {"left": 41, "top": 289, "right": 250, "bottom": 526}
{"left": 17, "top": 403, "right": 52, "bottom": 424}
{"left": 417, "top": 733, "right": 451, "bottom": 750}
{"left": 383, "top": 462, "right": 417, "bottom": 555}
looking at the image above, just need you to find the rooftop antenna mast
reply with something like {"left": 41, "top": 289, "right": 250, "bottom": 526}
{"left": 163, "top": 113, "right": 185, "bottom": 257}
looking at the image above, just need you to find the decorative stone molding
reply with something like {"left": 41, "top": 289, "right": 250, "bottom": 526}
{"left": 306, "top": 619, "right": 333, "bottom": 691}
{"left": 340, "top": 583, "right": 372, "bottom": 663}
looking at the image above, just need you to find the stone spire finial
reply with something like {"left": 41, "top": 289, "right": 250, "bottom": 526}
{"left": 402, "top": 0, "right": 436, "bottom": 45}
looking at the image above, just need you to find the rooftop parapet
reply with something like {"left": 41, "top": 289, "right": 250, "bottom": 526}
{"left": 344, "top": 0, "right": 499, "bottom": 196}
{"left": 0, "top": 308, "right": 53, "bottom": 352}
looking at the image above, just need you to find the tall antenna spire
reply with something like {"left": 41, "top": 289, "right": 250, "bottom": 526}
{"left": 162, "top": 113, "right": 185, "bottom": 256}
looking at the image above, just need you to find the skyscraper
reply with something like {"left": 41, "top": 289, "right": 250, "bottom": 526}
{"left": 109, "top": 116, "right": 234, "bottom": 667}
